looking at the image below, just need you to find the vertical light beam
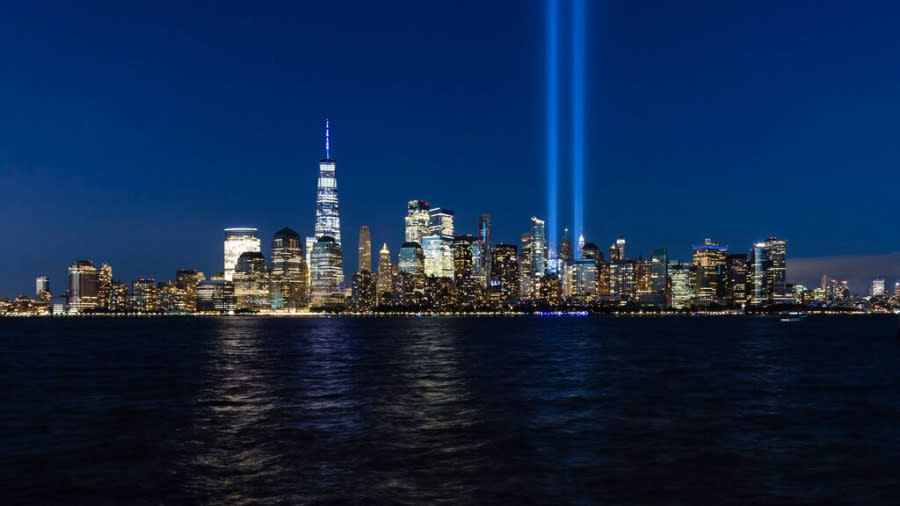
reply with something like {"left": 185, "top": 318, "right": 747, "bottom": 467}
{"left": 546, "top": 0, "right": 559, "bottom": 255}
{"left": 572, "top": 0, "right": 585, "bottom": 258}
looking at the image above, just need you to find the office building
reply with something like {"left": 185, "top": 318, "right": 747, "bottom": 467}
{"left": 430, "top": 207, "right": 455, "bottom": 239}
{"left": 452, "top": 235, "right": 478, "bottom": 307}
{"left": 405, "top": 199, "right": 431, "bottom": 243}
{"left": 750, "top": 237, "right": 789, "bottom": 305}
{"left": 67, "top": 260, "right": 99, "bottom": 313}
{"left": 351, "top": 270, "right": 376, "bottom": 312}
{"left": 669, "top": 263, "right": 693, "bottom": 309}
{"left": 315, "top": 119, "right": 342, "bottom": 245}
{"left": 692, "top": 238, "right": 727, "bottom": 304}
{"left": 232, "top": 252, "right": 270, "bottom": 311}
{"left": 224, "top": 227, "right": 260, "bottom": 282}
{"left": 358, "top": 225, "right": 372, "bottom": 273}
{"left": 725, "top": 254, "right": 748, "bottom": 307}
{"left": 131, "top": 278, "right": 159, "bottom": 313}
{"left": 309, "top": 236, "right": 345, "bottom": 308}
{"left": 490, "top": 243, "right": 519, "bottom": 307}
{"left": 270, "top": 227, "right": 308, "bottom": 310}
{"left": 529, "top": 216, "right": 547, "bottom": 279}
{"left": 175, "top": 269, "right": 205, "bottom": 312}
{"left": 376, "top": 243, "right": 393, "bottom": 305}
{"left": 870, "top": 279, "right": 886, "bottom": 298}
{"left": 422, "top": 235, "right": 454, "bottom": 278}
{"left": 35, "top": 276, "right": 50, "bottom": 299}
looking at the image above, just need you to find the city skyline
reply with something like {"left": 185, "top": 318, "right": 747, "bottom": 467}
{"left": 3, "top": 1, "right": 900, "bottom": 296}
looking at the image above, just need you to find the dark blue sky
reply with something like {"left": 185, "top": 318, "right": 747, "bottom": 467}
{"left": 2, "top": 0, "right": 899, "bottom": 296}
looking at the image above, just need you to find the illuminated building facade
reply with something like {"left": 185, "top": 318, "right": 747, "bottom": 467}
{"left": 67, "top": 260, "right": 99, "bottom": 313}
{"left": 669, "top": 263, "right": 693, "bottom": 309}
{"left": 97, "top": 263, "right": 113, "bottom": 311}
{"left": 270, "top": 227, "right": 307, "bottom": 310}
{"left": 175, "top": 269, "right": 205, "bottom": 312}
{"left": 405, "top": 199, "right": 431, "bottom": 243}
{"left": 358, "top": 225, "right": 372, "bottom": 273}
{"left": 430, "top": 207, "right": 455, "bottom": 239}
{"left": 131, "top": 278, "right": 159, "bottom": 312}
{"left": 725, "top": 254, "right": 748, "bottom": 307}
{"left": 376, "top": 243, "right": 393, "bottom": 305}
{"left": 315, "top": 119, "right": 342, "bottom": 246}
{"left": 422, "top": 235, "right": 454, "bottom": 278}
{"left": 351, "top": 270, "right": 376, "bottom": 312}
{"left": 490, "top": 243, "right": 519, "bottom": 307}
{"left": 224, "top": 228, "right": 260, "bottom": 282}
{"left": 452, "top": 235, "right": 478, "bottom": 307}
{"left": 35, "top": 276, "right": 51, "bottom": 302}
{"left": 310, "top": 236, "right": 345, "bottom": 309}
{"left": 692, "top": 239, "right": 727, "bottom": 304}
{"left": 750, "top": 237, "right": 789, "bottom": 305}
{"left": 519, "top": 233, "right": 533, "bottom": 300}
{"left": 233, "top": 252, "right": 270, "bottom": 311}
{"left": 529, "top": 216, "right": 547, "bottom": 279}
{"left": 651, "top": 249, "right": 668, "bottom": 296}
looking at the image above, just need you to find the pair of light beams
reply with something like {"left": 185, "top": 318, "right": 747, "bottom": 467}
{"left": 546, "top": 0, "right": 585, "bottom": 257}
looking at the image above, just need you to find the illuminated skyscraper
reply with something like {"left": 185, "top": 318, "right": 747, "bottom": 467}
{"left": 669, "top": 263, "right": 693, "bottom": 309}
{"left": 750, "top": 237, "right": 789, "bottom": 305}
{"left": 609, "top": 236, "right": 626, "bottom": 262}
{"left": 651, "top": 249, "right": 668, "bottom": 296}
{"left": 430, "top": 208, "right": 455, "bottom": 239}
{"left": 725, "top": 254, "right": 748, "bottom": 307}
{"left": 175, "top": 269, "right": 205, "bottom": 312}
{"left": 271, "top": 228, "right": 307, "bottom": 310}
{"left": 315, "top": 119, "right": 342, "bottom": 246}
{"left": 224, "top": 228, "right": 260, "bottom": 282}
{"left": 398, "top": 242, "right": 425, "bottom": 306}
{"left": 405, "top": 199, "right": 431, "bottom": 243}
{"left": 452, "top": 235, "right": 478, "bottom": 307}
{"left": 692, "top": 239, "right": 728, "bottom": 304}
{"left": 529, "top": 216, "right": 547, "bottom": 278}
{"left": 351, "top": 270, "right": 376, "bottom": 312}
{"left": 519, "top": 233, "right": 533, "bottom": 300}
{"left": 422, "top": 235, "right": 454, "bottom": 278}
{"left": 310, "top": 236, "right": 345, "bottom": 309}
{"left": 560, "top": 228, "right": 572, "bottom": 263}
{"left": 67, "top": 260, "right": 99, "bottom": 313}
{"left": 490, "top": 243, "right": 519, "bottom": 307}
{"left": 97, "top": 263, "right": 113, "bottom": 311}
{"left": 376, "top": 243, "right": 393, "bottom": 305}
{"left": 869, "top": 279, "right": 886, "bottom": 297}
{"left": 131, "top": 278, "right": 159, "bottom": 313}
{"left": 233, "top": 252, "right": 270, "bottom": 311}
{"left": 35, "top": 276, "right": 51, "bottom": 302}
{"left": 358, "top": 225, "right": 372, "bottom": 272}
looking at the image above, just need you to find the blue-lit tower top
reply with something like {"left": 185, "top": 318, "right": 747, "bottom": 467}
{"left": 315, "top": 118, "right": 341, "bottom": 246}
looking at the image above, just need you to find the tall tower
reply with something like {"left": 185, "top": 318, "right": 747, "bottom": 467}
{"left": 358, "top": 225, "right": 372, "bottom": 273}
{"left": 224, "top": 228, "right": 260, "bottom": 282}
{"left": 315, "top": 119, "right": 342, "bottom": 245}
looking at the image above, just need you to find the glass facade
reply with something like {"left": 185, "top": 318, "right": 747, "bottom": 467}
{"left": 422, "top": 235, "right": 453, "bottom": 278}
{"left": 405, "top": 200, "right": 431, "bottom": 243}
{"left": 429, "top": 207, "right": 455, "bottom": 240}
{"left": 223, "top": 228, "right": 260, "bottom": 282}
{"left": 310, "top": 236, "right": 344, "bottom": 308}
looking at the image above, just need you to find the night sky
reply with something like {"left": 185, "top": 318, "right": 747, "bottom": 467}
{"left": 2, "top": 0, "right": 899, "bottom": 296}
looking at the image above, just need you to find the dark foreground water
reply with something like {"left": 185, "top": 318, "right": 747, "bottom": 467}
{"left": 2, "top": 316, "right": 900, "bottom": 504}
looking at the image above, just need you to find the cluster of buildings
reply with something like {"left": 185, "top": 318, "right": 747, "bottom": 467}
{"left": 3, "top": 121, "right": 897, "bottom": 316}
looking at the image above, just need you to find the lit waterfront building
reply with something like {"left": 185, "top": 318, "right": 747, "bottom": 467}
{"left": 692, "top": 239, "right": 728, "bottom": 304}
{"left": 270, "top": 228, "right": 308, "bottom": 310}
{"left": 405, "top": 199, "right": 431, "bottom": 243}
{"left": 157, "top": 281, "right": 179, "bottom": 312}
{"left": 351, "top": 270, "right": 376, "bottom": 312}
{"left": 309, "top": 236, "right": 345, "bottom": 309}
{"left": 422, "top": 235, "right": 454, "bottom": 278}
{"left": 109, "top": 282, "right": 129, "bottom": 312}
{"left": 358, "top": 225, "right": 372, "bottom": 273}
{"left": 453, "top": 235, "right": 478, "bottom": 307}
{"left": 314, "top": 119, "right": 342, "bottom": 246}
{"left": 224, "top": 228, "right": 260, "bottom": 282}
{"left": 669, "top": 263, "right": 693, "bottom": 309}
{"left": 233, "top": 252, "right": 270, "bottom": 311}
{"left": 560, "top": 228, "right": 572, "bottom": 263}
{"left": 397, "top": 242, "right": 425, "bottom": 306}
{"left": 131, "top": 278, "right": 159, "bottom": 313}
{"left": 430, "top": 207, "right": 455, "bottom": 239}
{"left": 609, "top": 236, "right": 626, "bottom": 263}
{"left": 870, "top": 278, "right": 886, "bottom": 297}
{"left": 651, "top": 249, "right": 668, "bottom": 296}
{"left": 571, "top": 258, "right": 598, "bottom": 300}
{"left": 376, "top": 243, "right": 393, "bottom": 306}
{"left": 97, "top": 263, "right": 113, "bottom": 311}
{"left": 725, "top": 254, "right": 748, "bottom": 307}
{"left": 529, "top": 216, "right": 547, "bottom": 278}
{"left": 519, "top": 233, "right": 533, "bottom": 300}
{"left": 490, "top": 243, "right": 519, "bottom": 307}
{"left": 750, "top": 237, "right": 789, "bottom": 305}
{"left": 197, "top": 280, "right": 234, "bottom": 313}
{"left": 175, "top": 269, "right": 205, "bottom": 312}
{"left": 67, "top": 260, "right": 99, "bottom": 313}
{"left": 35, "top": 276, "right": 50, "bottom": 299}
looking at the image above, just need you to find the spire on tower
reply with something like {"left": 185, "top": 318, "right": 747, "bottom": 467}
{"left": 324, "top": 118, "right": 331, "bottom": 160}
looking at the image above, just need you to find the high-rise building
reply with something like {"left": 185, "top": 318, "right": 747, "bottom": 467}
{"left": 669, "top": 262, "right": 693, "bottom": 309}
{"left": 175, "top": 269, "right": 205, "bottom": 312}
{"left": 398, "top": 242, "right": 425, "bottom": 277}
{"left": 224, "top": 228, "right": 260, "bottom": 282}
{"left": 582, "top": 242, "right": 602, "bottom": 261}
{"left": 358, "top": 225, "right": 372, "bottom": 273}
{"left": 109, "top": 281, "right": 129, "bottom": 312}
{"left": 67, "top": 260, "right": 99, "bottom": 313}
{"left": 97, "top": 263, "right": 113, "bottom": 310}
{"left": 376, "top": 243, "right": 393, "bottom": 305}
{"left": 895, "top": 281, "right": 900, "bottom": 298}
{"left": 725, "top": 254, "right": 748, "bottom": 307}
{"left": 309, "top": 236, "right": 345, "bottom": 309}
{"left": 560, "top": 228, "right": 572, "bottom": 263}
{"left": 351, "top": 270, "right": 376, "bottom": 312}
{"left": 490, "top": 243, "right": 519, "bottom": 307}
{"left": 651, "top": 249, "right": 668, "bottom": 296}
{"left": 750, "top": 237, "right": 789, "bottom": 305}
{"left": 571, "top": 259, "right": 598, "bottom": 299}
{"left": 35, "top": 276, "right": 50, "bottom": 298}
{"left": 870, "top": 279, "right": 886, "bottom": 297}
{"left": 405, "top": 199, "right": 431, "bottom": 243}
{"left": 519, "top": 233, "right": 533, "bottom": 300}
{"left": 692, "top": 239, "right": 728, "bottom": 304}
{"left": 315, "top": 119, "right": 342, "bottom": 246}
{"left": 131, "top": 278, "right": 159, "bottom": 313}
{"left": 430, "top": 208, "right": 455, "bottom": 239}
{"left": 609, "top": 236, "right": 626, "bottom": 262}
{"left": 233, "top": 252, "right": 270, "bottom": 311}
{"left": 422, "top": 235, "right": 454, "bottom": 278}
{"left": 478, "top": 214, "right": 491, "bottom": 246}
{"left": 270, "top": 228, "right": 307, "bottom": 310}
{"left": 452, "top": 235, "right": 478, "bottom": 307}
{"left": 529, "top": 216, "right": 547, "bottom": 279}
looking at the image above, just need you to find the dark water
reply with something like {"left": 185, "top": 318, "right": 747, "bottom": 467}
{"left": 2, "top": 316, "right": 900, "bottom": 504}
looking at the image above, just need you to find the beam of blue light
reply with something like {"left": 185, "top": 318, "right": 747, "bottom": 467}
{"left": 572, "top": 0, "right": 585, "bottom": 259}
{"left": 545, "top": 0, "right": 559, "bottom": 257}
